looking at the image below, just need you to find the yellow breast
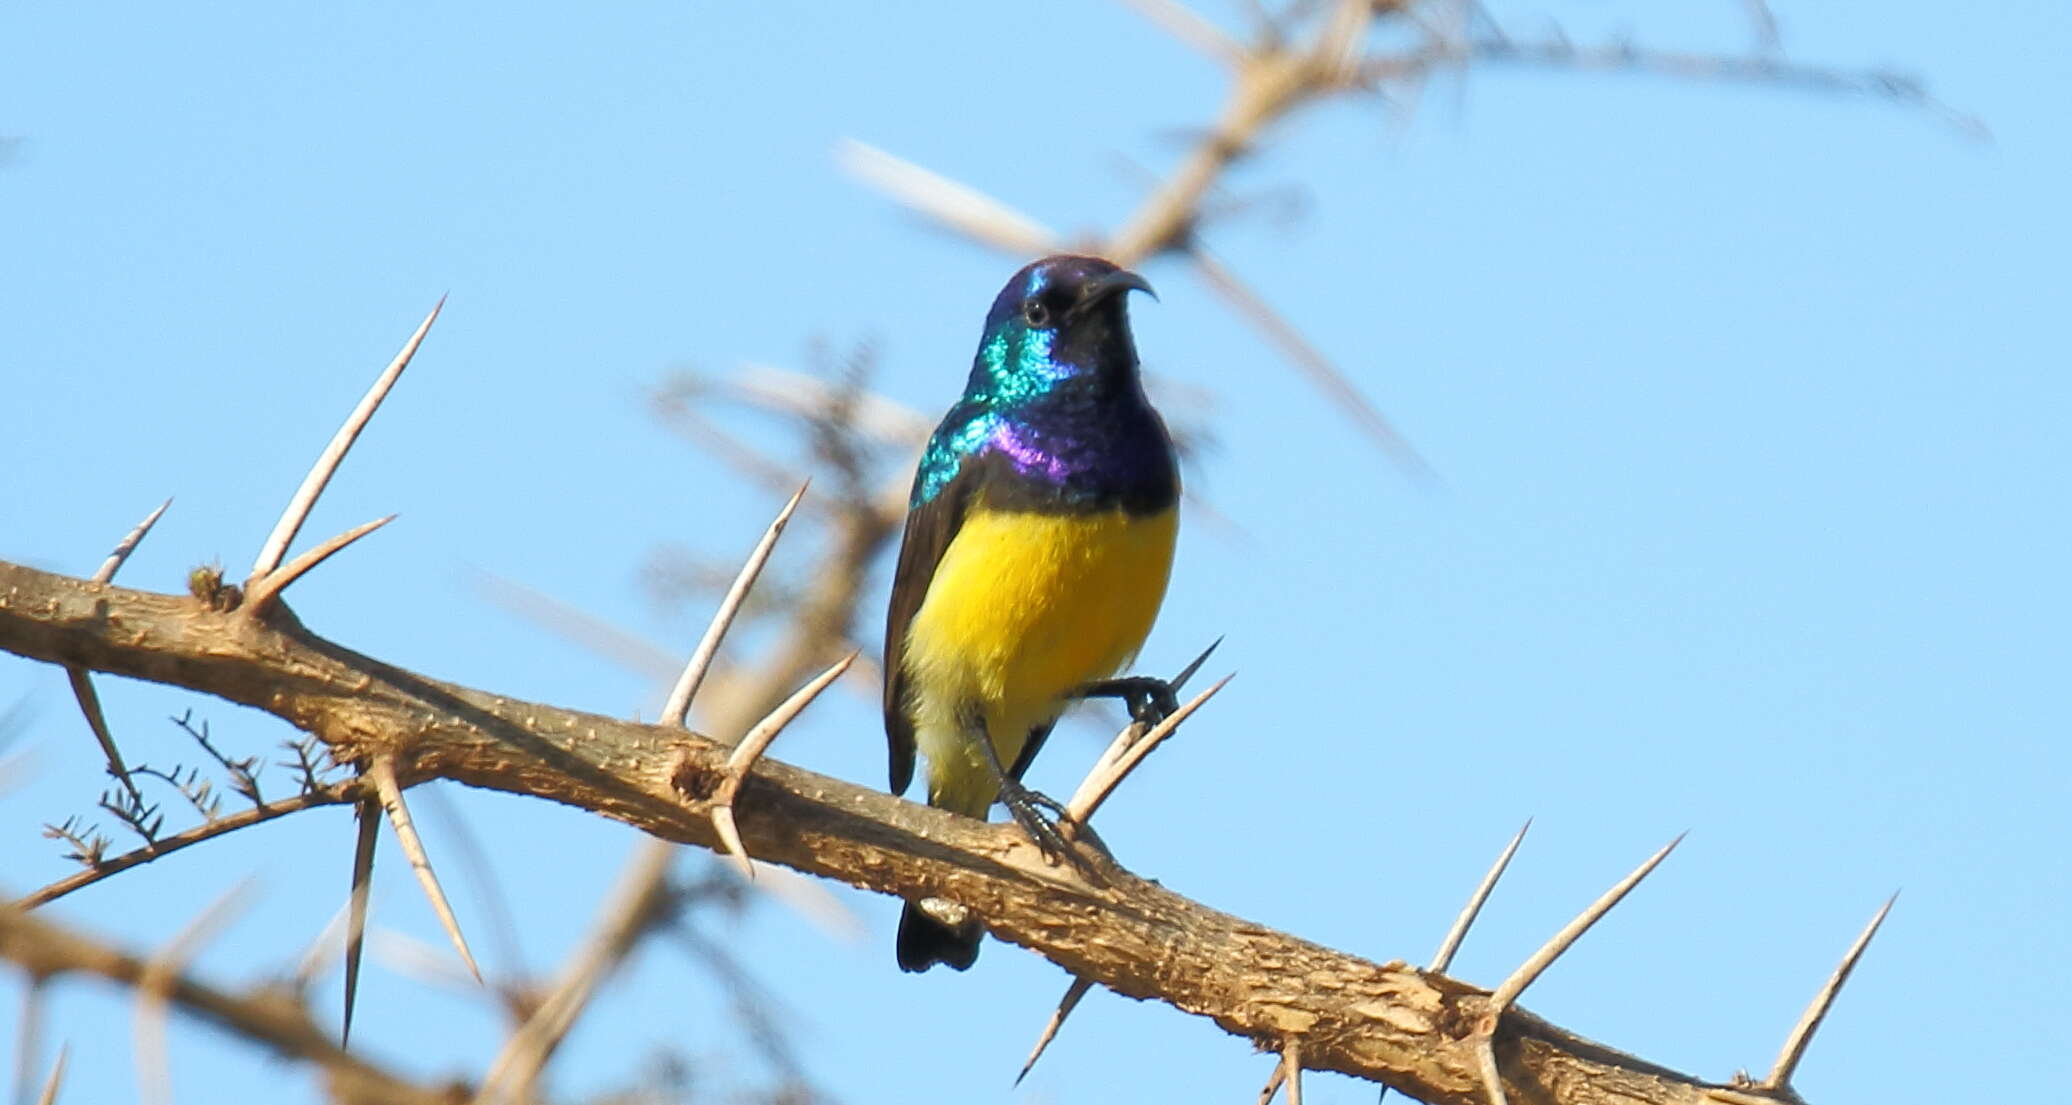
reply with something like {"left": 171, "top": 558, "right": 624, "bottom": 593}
{"left": 901, "top": 503, "right": 1178, "bottom": 809}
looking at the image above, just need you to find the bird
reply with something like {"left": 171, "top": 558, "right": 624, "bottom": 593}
{"left": 883, "top": 254, "right": 1181, "bottom": 972}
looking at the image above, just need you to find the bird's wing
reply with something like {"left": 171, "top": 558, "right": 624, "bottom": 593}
{"left": 1005, "top": 719, "right": 1058, "bottom": 784}
{"left": 883, "top": 454, "right": 986, "bottom": 794}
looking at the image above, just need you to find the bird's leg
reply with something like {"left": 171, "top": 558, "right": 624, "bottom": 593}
{"left": 964, "top": 711, "right": 1100, "bottom": 876}
{"left": 1077, "top": 675, "right": 1179, "bottom": 727}
{"left": 1077, "top": 636, "right": 1222, "bottom": 727}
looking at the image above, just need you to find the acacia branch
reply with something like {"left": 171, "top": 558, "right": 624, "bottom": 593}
{"left": 0, "top": 560, "right": 1805, "bottom": 1105}
{"left": 0, "top": 901, "right": 450, "bottom": 1105}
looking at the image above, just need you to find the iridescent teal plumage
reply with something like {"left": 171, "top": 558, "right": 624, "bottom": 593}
{"left": 909, "top": 258, "right": 1176, "bottom": 513}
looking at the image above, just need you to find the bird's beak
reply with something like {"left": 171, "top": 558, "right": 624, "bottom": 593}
{"left": 1075, "top": 268, "right": 1157, "bottom": 315}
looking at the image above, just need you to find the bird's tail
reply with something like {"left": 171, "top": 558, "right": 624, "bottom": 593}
{"left": 897, "top": 900, "right": 981, "bottom": 972}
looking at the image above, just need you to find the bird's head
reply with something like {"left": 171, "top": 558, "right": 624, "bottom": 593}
{"left": 969, "top": 254, "right": 1156, "bottom": 399}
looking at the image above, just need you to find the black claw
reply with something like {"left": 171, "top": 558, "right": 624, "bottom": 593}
{"left": 998, "top": 780, "right": 1103, "bottom": 878}
{"left": 1144, "top": 682, "right": 1180, "bottom": 725}
{"left": 1000, "top": 781, "right": 1065, "bottom": 854}
{"left": 966, "top": 715, "right": 1101, "bottom": 877}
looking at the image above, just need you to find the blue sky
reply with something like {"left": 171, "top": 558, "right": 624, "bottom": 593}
{"left": 3, "top": 3, "right": 2067, "bottom": 1103}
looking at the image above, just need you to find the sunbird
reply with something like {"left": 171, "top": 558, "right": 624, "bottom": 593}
{"left": 883, "top": 255, "right": 1180, "bottom": 972}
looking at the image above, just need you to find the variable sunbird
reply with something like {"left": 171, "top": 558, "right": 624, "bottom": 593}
{"left": 883, "top": 255, "right": 1179, "bottom": 972}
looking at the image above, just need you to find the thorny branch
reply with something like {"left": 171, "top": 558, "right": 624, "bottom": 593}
{"left": 0, "top": 559, "right": 1870, "bottom": 1105}
{"left": 843, "top": 0, "right": 1975, "bottom": 475}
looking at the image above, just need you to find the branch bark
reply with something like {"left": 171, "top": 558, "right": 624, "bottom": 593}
{"left": 0, "top": 560, "right": 1766, "bottom": 1105}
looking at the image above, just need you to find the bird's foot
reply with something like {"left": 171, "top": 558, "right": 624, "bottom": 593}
{"left": 1078, "top": 637, "right": 1222, "bottom": 728}
{"left": 1078, "top": 674, "right": 1180, "bottom": 728}
{"left": 997, "top": 779, "right": 1103, "bottom": 878}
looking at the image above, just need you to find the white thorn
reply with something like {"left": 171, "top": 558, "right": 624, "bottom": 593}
{"left": 1765, "top": 893, "right": 1898, "bottom": 1088}
{"left": 1065, "top": 673, "right": 1233, "bottom": 824}
{"left": 368, "top": 756, "right": 482, "bottom": 982}
{"left": 1489, "top": 834, "right": 1683, "bottom": 1013}
{"left": 94, "top": 498, "right": 172, "bottom": 583}
{"left": 250, "top": 297, "right": 441, "bottom": 580}
{"left": 244, "top": 515, "right": 396, "bottom": 613}
{"left": 707, "top": 651, "right": 858, "bottom": 879}
{"left": 661, "top": 481, "right": 809, "bottom": 728}
{"left": 1430, "top": 819, "right": 1532, "bottom": 974}
{"left": 835, "top": 139, "right": 1062, "bottom": 255}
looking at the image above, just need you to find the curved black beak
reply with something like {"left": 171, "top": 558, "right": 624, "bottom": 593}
{"left": 1073, "top": 268, "right": 1157, "bottom": 317}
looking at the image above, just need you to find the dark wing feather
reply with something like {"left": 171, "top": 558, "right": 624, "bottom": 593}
{"left": 1005, "top": 720, "right": 1057, "bottom": 783}
{"left": 883, "top": 458, "right": 985, "bottom": 794}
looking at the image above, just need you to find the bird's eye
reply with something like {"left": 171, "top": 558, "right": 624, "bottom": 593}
{"left": 1021, "top": 300, "right": 1052, "bottom": 328}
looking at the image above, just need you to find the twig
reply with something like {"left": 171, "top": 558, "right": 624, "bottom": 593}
{"left": 0, "top": 901, "right": 448, "bottom": 1105}
{"left": 472, "top": 571, "right": 684, "bottom": 683}
{"left": 363, "top": 930, "right": 482, "bottom": 995}
{"left": 727, "top": 363, "right": 933, "bottom": 446}
{"left": 475, "top": 839, "right": 675, "bottom": 1104}
{"left": 135, "top": 883, "right": 253, "bottom": 1105}
{"left": 834, "top": 140, "right": 1062, "bottom": 256}
{"left": 1311, "top": 0, "right": 1373, "bottom": 84}
{"left": 742, "top": 864, "right": 866, "bottom": 944}
{"left": 342, "top": 795, "right": 379, "bottom": 1045}
{"left": 248, "top": 298, "right": 441, "bottom": 581}
{"left": 1431, "top": 819, "right": 1531, "bottom": 973}
{"left": 707, "top": 651, "right": 859, "bottom": 879}
{"left": 124, "top": 765, "right": 216, "bottom": 825}
{"left": 1742, "top": 0, "right": 1782, "bottom": 52}
{"left": 289, "top": 897, "right": 353, "bottom": 996}
{"left": 1410, "top": 36, "right": 1987, "bottom": 139}
{"left": 661, "top": 482, "right": 810, "bottom": 728}
{"left": 243, "top": 516, "right": 397, "bottom": 614}
{"left": 652, "top": 395, "right": 817, "bottom": 503}
{"left": 1064, "top": 673, "right": 1233, "bottom": 824}
{"left": 14, "top": 979, "right": 45, "bottom": 1105}
{"left": 1119, "top": 0, "right": 1243, "bottom": 66}
{"left": 1189, "top": 249, "right": 1433, "bottom": 482}
{"left": 281, "top": 736, "right": 337, "bottom": 795}
{"left": 1764, "top": 893, "right": 1897, "bottom": 1089}
{"left": 36, "top": 819, "right": 107, "bottom": 871}
{"left": 367, "top": 756, "right": 481, "bottom": 982}
{"left": 1234, "top": 0, "right": 1287, "bottom": 46}
{"left": 1014, "top": 976, "right": 1093, "bottom": 1086}
{"left": 169, "top": 710, "right": 262, "bottom": 806}
{"left": 668, "top": 920, "right": 814, "bottom": 1086}
{"left": 16, "top": 785, "right": 355, "bottom": 909}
